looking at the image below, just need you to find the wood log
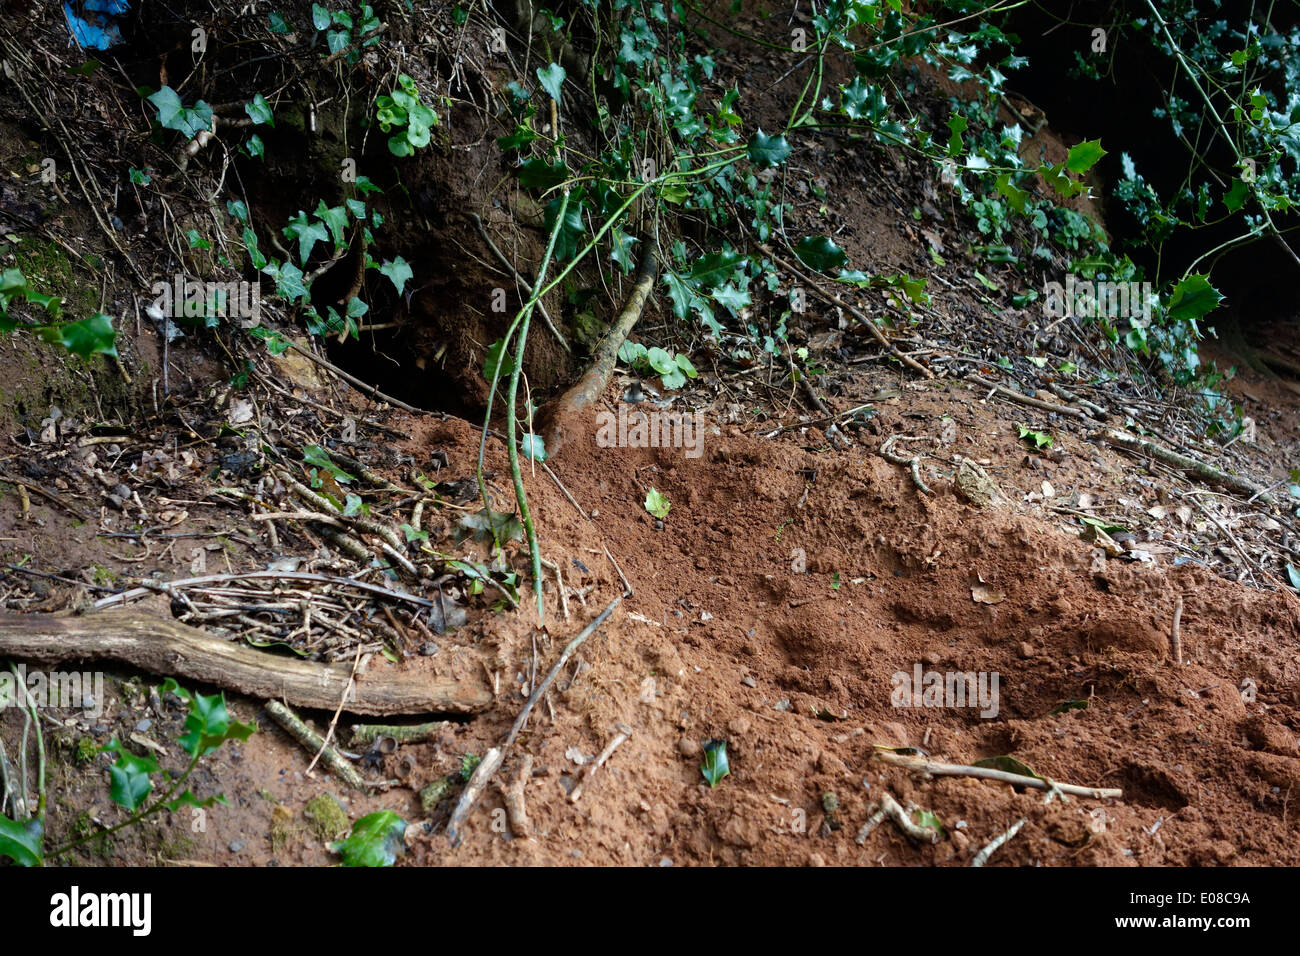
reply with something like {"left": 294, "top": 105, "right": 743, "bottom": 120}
{"left": 0, "top": 611, "right": 492, "bottom": 716}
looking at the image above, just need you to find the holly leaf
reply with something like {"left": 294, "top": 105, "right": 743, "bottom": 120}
{"left": 330, "top": 811, "right": 407, "bottom": 867}
{"left": 794, "top": 235, "right": 849, "bottom": 272}
{"left": 1065, "top": 139, "right": 1106, "bottom": 174}
{"left": 103, "top": 739, "right": 158, "bottom": 812}
{"left": 0, "top": 815, "right": 44, "bottom": 867}
{"left": 1166, "top": 274, "right": 1223, "bottom": 322}
{"left": 701, "top": 739, "right": 730, "bottom": 787}
{"left": 747, "top": 129, "right": 791, "bottom": 168}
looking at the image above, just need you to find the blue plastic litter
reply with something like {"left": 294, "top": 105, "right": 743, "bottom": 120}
{"left": 63, "top": 0, "right": 131, "bottom": 51}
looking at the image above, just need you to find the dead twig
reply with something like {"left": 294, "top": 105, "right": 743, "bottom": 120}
{"left": 971, "top": 817, "right": 1028, "bottom": 867}
{"left": 265, "top": 699, "right": 371, "bottom": 791}
{"left": 569, "top": 723, "right": 632, "bottom": 802}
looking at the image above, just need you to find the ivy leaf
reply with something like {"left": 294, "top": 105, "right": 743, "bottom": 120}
{"left": 283, "top": 211, "right": 329, "bottom": 263}
{"left": 0, "top": 815, "right": 44, "bottom": 867}
{"left": 973, "top": 755, "right": 1043, "bottom": 779}
{"left": 536, "top": 62, "right": 566, "bottom": 103}
{"left": 330, "top": 811, "right": 407, "bottom": 867}
{"left": 379, "top": 256, "right": 414, "bottom": 295}
{"left": 1017, "top": 424, "right": 1054, "bottom": 449}
{"left": 1166, "top": 274, "right": 1223, "bottom": 322}
{"left": 1065, "top": 139, "right": 1107, "bottom": 174}
{"left": 313, "top": 201, "right": 351, "bottom": 248}
{"left": 794, "top": 235, "right": 849, "bottom": 272}
{"left": 701, "top": 739, "right": 730, "bottom": 787}
{"left": 245, "top": 93, "right": 274, "bottom": 126}
{"left": 644, "top": 487, "right": 671, "bottom": 519}
{"left": 311, "top": 4, "right": 331, "bottom": 30}
{"left": 746, "top": 129, "right": 791, "bottom": 168}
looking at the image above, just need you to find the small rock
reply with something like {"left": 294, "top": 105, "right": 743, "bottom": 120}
{"left": 951, "top": 829, "right": 970, "bottom": 854}
{"left": 229, "top": 840, "right": 245, "bottom": 853}
{"left": 134, "top": 719, "right": 153, "bottom": 733}
{"left": 741, "top": 676, "right": 757, "bottom": 688}
{"left": 419, "top": 641, "right": 439, "bottom": 656}
{"left": 1018, "top": 642, "right": 1035, "bottom": 659}
{"left": 807, "top": 852, "right": 826, "bottom": 867}
{"left": 677, "top": 737, "right": 702, "bottom": 758}
{"left": 658, "top": 857, "right": 673, "bottom": 867}
{"left": 922, "top": 650, "right": 941, "bottom": 665}
{"left": 104, "top": 494, "right": 127, "bottom": 511}
{"left": 111, "top": 483, "right": 132, "bottom": 499}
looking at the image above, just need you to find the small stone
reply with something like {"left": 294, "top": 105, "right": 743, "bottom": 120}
{"left": 658, "top": 857, "right": 673, "bottom": 867}
{"left": 677, "top": 737, "right": 702, "bottom": 758}
{"left": 922, "top": 651, "right": 941, "bottom": 665}
{"left": 104, "top": 494, "right": 127, "bottom": 511}
{"left": 807, "top": 852, "right": 826, "bottom": 867}
{"left": 741, "top": 676, "right": 757, "bottom": 688}
{"left": 419, "top": 641, "right": 439, "bottom": 656}
{"left": 134, "top": 719, "right": 152, "bottom": 733}
{"left": 229, "top": 840, "right": 245, "bottom": 853}
{"left": 1019, "top": 642, "right": 1035, "bottom": 659}
{"left": 951, "top": 830, "right": 970, "bottom": 854}
{"left": 111, "top": 483, "right": 132, "bottom": 499}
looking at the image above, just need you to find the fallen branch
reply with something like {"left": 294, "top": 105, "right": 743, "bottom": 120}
{"left": 967, "top": 374, "right": 1091, "bottom": 420}
{"left": 0, "top": 611, "right": 492, "bottom": 716}
{"left": 264, "top": 699, "right": 370, "bottom": 791}
{"left": 1098, "top": 427, "right": 1274, "bottom": 503}
{"left": 541, "top": 245, "right": 658, "bottom": 456}
{"left": 873, "top": 750, "right": 1122, "bottom": 800}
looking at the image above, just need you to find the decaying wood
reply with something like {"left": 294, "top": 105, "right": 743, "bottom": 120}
{"left": 0, "top": 611, "right": 492, "bottom": 716}
{"left": 541, "top": 245, "right": 658, "bottom": 456}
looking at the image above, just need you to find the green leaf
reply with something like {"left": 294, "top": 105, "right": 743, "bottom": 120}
{"left": 537, "top": 62, "right": 566, "bottom": 103}
{"left": 226, "top": 199, "right": 249, "bottom": 223}
{"left": 330, "top": 811, "right": 407, "bottom": 867}
{"left": 1287, "top": 563, "right": 1300, "bottom": 591}
{"left": 746, "top": 129, "right": 791, "bottom": 168}
{"left": 644, "top": 487, "right": 671, "bottom": 519}
{"left": 1065, "top": 139, "right": 1106, "bottom": 174}
{"left": 701, "top": 739, "right": 730, "bottom": 787}
{"left": 646, "top": 346, "right": 676, "bottom": 375}
{"left": 399, "top": 522, "right": 429, "bottom": 543}
{"left": 945, "top": 114, "right": 967, "bottom": 158}
{"left": 0, "top": 814, "right": 43, "bottom": 867}
{"left": 283, "top": 211, "right": 329, "bottom": 263}
{"left": 911, "top": 808, "right": 945, "bottom": 836}
{"left": 1223, "top": 178, "right": 1250, "bottom": 213}
{"left": 794, "top": 235, "right": 849, "bottom": 272}
{"left": 42, "top": 314, "right": 117, "bottom": 358}
{"left": 301, "top": 444, "right": 355, "bottom": 483}
{"left": 311, "top": 4, "right": 331, "bottom": 30}
{"left": 313, "top": 200, "right": 351, "bottom": 248}
{"left": 457, "top": 507, "right": 524, "bottom": 544}
{"left": 483, "top": 338, "right": 516, "bottom": 382}
{"left": 103, "top": 739, "right": 159, "bottom": 812}
{"left": 688, "top": 250, "right": 745, "bottom": 286}
{"left": 245, "top": 93, "right": 274, "bottom": 126}
{"left": 520, "top": 433, "right": 548, "bottom": 462}
{"left": 379, "top": 256, "right": 414, "bottom": 295}
{"left": 517, "top": 158, "right": 570, "bottom": 190}
{"left": 1166, "top": 274, "right": 1223, "bottom": 322}
{"left": 244, "top": 133, "right": 265, "bottom": 159}
{"left": 1016, "top": 424, "right": 1053, "bottom": 449}
{"left": 995, "top": 173, "right": 1028, "bottom": 214}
